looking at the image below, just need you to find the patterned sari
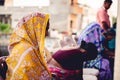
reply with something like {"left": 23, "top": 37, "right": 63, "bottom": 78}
{"left": 6, "top": 12, "right": 51, "bottom": 80}
{"left": 77, "top": 22, "right": 104, "bottom": 69}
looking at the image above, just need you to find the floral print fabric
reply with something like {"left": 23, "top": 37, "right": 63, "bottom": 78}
{"left": 6, "top": 12, "right": 51, "bottom": 80}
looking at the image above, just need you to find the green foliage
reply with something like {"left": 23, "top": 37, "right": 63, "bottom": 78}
{"left": 112, "top": 17, "right": 117, "bottom": 25}
{"left": 0, "top": 23, "right": 13, "bottom": 33}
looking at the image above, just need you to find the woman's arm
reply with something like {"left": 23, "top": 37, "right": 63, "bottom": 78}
{"left": 44, "top": 48, "right": 52, "bottom": 63}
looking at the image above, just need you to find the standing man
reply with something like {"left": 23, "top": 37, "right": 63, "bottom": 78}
{"left": 96, "top": 0, "right": 113, "bottom": 32}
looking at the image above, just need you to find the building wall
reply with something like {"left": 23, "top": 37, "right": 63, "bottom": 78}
{"left": 5, "top": 0, "right": 13, "bottom": 6}
{"left": 0, "top": 6, "right": 49, "bottom": 28}
{"left": 69, "top": 0, "right": 83, "bottom": 34}
{"left": 0, "top": 0, "right": 98, "bottom": 32}
{"left": 49, "top": 0, "right": 70, "bottom": 32}
{"left": 0, "top": 0, "right": 71, "bottom": 32}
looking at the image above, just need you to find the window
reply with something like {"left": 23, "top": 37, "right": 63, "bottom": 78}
{"left": 0, "top": 15, "right": 11, "bottom": 25}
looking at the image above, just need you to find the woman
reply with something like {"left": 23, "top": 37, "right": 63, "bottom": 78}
{"left": 77, "top": 22, "right": 104, "bottom": 69}
{"left": 77, "top": 22, "right": 112, "bottom": 80}
{"left": 5, "top": 12, "right": 51, "bottom": 80}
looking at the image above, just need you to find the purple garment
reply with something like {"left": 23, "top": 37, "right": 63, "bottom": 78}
{"left": 98, "top": 59, "right": 112, "bottom": 80}
{"left": 77, "top": 22, "right": 112, "bottom": 80}
{"left": 52, "top": 49, "right": 84, "bottom": 70}
{"left": 77, "top": 22, "right": 103, "bottom": 69}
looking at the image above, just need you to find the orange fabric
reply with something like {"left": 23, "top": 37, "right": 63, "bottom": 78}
{"left": 6, "top": 12, "right": 51, "bottom": 80}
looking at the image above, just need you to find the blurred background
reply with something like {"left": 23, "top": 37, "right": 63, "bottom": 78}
{"left": 0, "top": 0, "right": 118, "bottom": 56}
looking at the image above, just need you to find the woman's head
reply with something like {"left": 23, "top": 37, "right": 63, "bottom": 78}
{"left": 9, "top": 12, "right": 49, "bottom": 48}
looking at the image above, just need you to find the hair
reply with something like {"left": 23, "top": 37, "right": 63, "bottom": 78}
{"left": 104, "top": 0, "right": 113, "bottom": 3}
{"left": 80, "top": 41, "right": 98, "bottom": 61}
{"left": 80, "top": 40, "right": 87, "bottom": 49}
{"left": 85, "top": 43, "right": 98, "bottom": 60}
{"left": 104, "top": 28, "right": 116, "bottom": 37}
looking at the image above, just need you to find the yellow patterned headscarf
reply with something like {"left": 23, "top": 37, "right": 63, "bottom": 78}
{"left": 6, "top": 12, "right": 51, "bottom": 80}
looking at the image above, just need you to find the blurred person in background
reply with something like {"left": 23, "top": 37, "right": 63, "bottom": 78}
{"left": 102, "top": 28, "right": 116, "bottom": 80}
{"left": 96, "top": 0, "right": 113, "bottom": 33}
